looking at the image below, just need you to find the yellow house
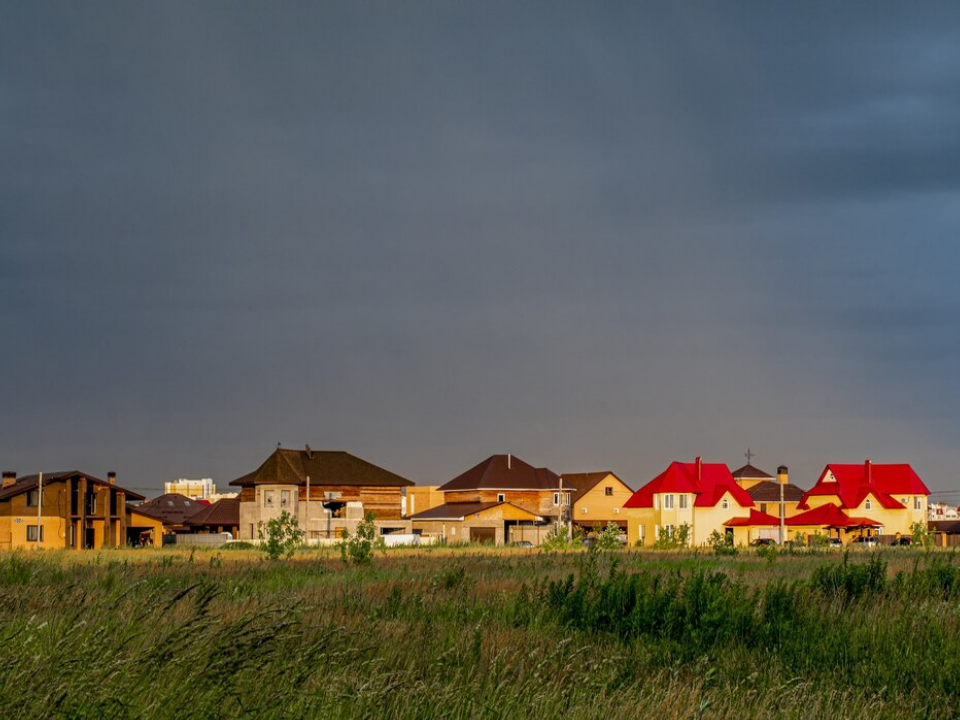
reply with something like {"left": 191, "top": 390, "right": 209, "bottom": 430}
{"left": 0, "top": 470, "right": 161, "bottom": 549}
{"left": 624, "top": 458, "right": 754, "bottom": 547}
{"left": 562, "top": 471, "right": 633, "bottom": 533}
{"left": 406, "top": 485, "right": 445, "bottom": 518}
{"left": 411, "top": 501, "right": 542, "bottom": 544}
{"left": 797, "top": 460, "right": 929, "bottom": 538}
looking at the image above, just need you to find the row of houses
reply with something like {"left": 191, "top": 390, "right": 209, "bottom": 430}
{"left": 0, "top": 446, "right": 935, "bottom": 550}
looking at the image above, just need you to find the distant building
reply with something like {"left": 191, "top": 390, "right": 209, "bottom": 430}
{"left": 163, "top": 478, "right": 237, "bottom": 502}
{"left": 928, "top": 501, "right": 959, "bottom": 521}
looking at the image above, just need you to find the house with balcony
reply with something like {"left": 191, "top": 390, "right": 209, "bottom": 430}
{"left": 230, "top": 446, "right": 413, "bottom": 542}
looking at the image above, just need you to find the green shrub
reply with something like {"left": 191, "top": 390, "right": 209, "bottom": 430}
{"left": 706, "top": 530, "right": 736, "bottom": 556}
{"left": 257, "top": 511, "right": 304, "bottom": 560}
{"left": 652, "top": 523, "right": 690, "bottom": 550}
{"left": 340, "top": 513, "right": 377, "bottom": 565}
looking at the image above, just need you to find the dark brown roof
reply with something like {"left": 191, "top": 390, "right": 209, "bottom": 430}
{"left": 229, "top": 449, "right": 413, "bottom": 488}
{"left": 187, "top": 498, "right": 240, "bottom": 528}
{"left": 438, "top": 455, "right": 560, "bottom": 492}
{"left": 730, "top": 463, "right": 775, "bottom": 480}
{"left": 409, "top": 501, "right": 539, "bottom": 521}
{"left": 929, "top": 520, "right": 960, "bottom": 534}
{"left": 561, "top": 471, "right": 632, "bottom": 506}
{"left": 747, "top": 480, "right": 805, "bottom": 503}
{"left": 0, "top": 471, "right": 146, "bottom": 502}
{"left": 136, "top": 494, "right": 207, "bottom": 524}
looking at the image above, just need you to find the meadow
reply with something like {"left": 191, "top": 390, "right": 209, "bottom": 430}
{"left": 1, "top": 546, "right": 959, "bottom": 720}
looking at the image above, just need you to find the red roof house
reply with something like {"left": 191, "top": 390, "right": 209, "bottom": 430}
{"left": 624, "top": 458, "right": 753, "bottom": 509}
{"left": 798, "top": 460, "right": 930, "bottom": 510}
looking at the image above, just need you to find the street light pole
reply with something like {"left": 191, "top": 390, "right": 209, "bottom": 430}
{"left": 36, "top": 472, "right": 43, "bottom": 549}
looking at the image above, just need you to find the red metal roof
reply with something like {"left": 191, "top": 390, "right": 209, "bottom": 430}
{"left": 798, "top": 461, "right": 929, "bottom": 510}
{"left": 623, "top": 459, "right": 753, "bottom": 509}
{"left": 786, "top": 503, "right": 881, "bottom": 528}
{"left": 723, "top": 509, "right": 782, "bottom": 527}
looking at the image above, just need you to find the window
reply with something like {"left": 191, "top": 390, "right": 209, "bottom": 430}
{"left": 865, "top": 499, "right": 872, "bottom": 510}
{"left": 553, "top": 493, "right": 560, "bottom": 506}
{"left": 26, "top": 525, "right": 43, "bottom": 542}
{"left": 760, "top": 503, "right": 767, "bottom": 514}
{"left": 604, "top": 487, "right": 613, "bottom": 497}
{"left": 264, "top": 491, "right": 275, "bottom": 508}
{"left": 280, "top": 490, "right": 290, "bottom": 508}
{"left": 721, "top": 499, "right": 729, "bottom": 510}
{"left": 914, "top": 497, "right": 922, "bottom": 511}
{"left": 68, "top": 525, "right": 75, "bottom": 548}
{"left": 497, "top": 493, "right": 505, "bottom": 503}
{"left": 26, "top": 490, "right": 39, "bottom": 507}
{"left": 679, "top": 494, "right": 688, "bottom": 509}
{"left": 664, "top": 494, "right": 674, "bottom": 510}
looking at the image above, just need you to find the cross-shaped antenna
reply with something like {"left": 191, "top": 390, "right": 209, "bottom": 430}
{"left": 745, "top": 448, "right": 755, "bottom": 465}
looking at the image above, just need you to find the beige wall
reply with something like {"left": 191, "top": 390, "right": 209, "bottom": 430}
{"left": 627, "top": 491, "right": 751, "bottom": 547}
{"left": 572, "top": 474, "right": 632, "bottom": 529}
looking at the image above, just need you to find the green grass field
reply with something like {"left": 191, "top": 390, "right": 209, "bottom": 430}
{"left": 1, "top": 546, "right": 959, "bottom": 719}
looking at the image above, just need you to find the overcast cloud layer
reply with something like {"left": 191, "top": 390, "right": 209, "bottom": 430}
{"left": 3, "top": 2, "right": 960, "bottom": 496}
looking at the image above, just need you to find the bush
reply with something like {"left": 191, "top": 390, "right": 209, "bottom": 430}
{"left": 541, "top": 524, "right": 582, "bottom": 551}
{"left": 594, "top": 522, "right": 624, "bottom": 551}
{"left": 707, "top": 530, "right": 736, "bottom": 556}
{"left": 912, "top": 521, "right": 934, "bottom": 550}
{"left": 340, "top": 513, "right": 377, "bottom": 566}
{"left": 652, "top": 523, "right": 690, "bottom": 550}
{"left": 257, "top": 511, "right": 304, "bottom": 560}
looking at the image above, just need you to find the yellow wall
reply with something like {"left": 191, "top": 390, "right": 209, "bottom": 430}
{"left": 627, "top": 491, "right": 751, "bottom": 547}
{"left": 803, "top": 492, "right": 927, "bottom": 537}
{"left": 572, "top": 474, "right": 633, "bottom": 528}
{"left": 406, "top": 486, "right": 444, "bottom": 517}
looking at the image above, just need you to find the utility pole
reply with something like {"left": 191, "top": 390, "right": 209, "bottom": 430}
{"left": 36, "top": 472, "right": 43, "bottom": 549}
{"left": 305, "top": 475, "right": 311, "bottom": 545}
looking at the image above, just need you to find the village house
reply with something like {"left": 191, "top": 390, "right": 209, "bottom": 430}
{"left": 561, "top": 471, "right": 633, "bottom": 535}
{"left": 796, "top": 460, "right": 929, "bottom": 540}
{"left": 230, "top": 447, "right": 413, "bottom": 542}
{"left": 723, "top": 464, "right": 806, "bottom": 544}
{"left": 409, "top": 454, "right": 568, "bottom": 545}
{"left": 624, "top": 458, "right": 753, "bottom": 547}
{"left": 186, "top": 497, "right": 240, "bottom": 537}
{"left": 135, "top": 493, "right": 209, "bottom": 535}
{"left": 0, "top": 470, "right": 164, "bottom": 549}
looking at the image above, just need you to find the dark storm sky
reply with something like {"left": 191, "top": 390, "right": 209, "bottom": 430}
{"left": 3, "top": 2, "right": 960, "bottom": 497}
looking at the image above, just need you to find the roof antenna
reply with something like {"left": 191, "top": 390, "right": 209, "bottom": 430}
{"left": 745, "top": 448, "right": 755, "bottom": 465}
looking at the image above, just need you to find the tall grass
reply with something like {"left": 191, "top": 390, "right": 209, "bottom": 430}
{"left": 0, "top": 548, "right": 958, "bottom": 718}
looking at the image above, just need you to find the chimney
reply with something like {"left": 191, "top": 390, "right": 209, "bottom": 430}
{"left": 777, "top": 465, "right": 789, "bottom": 486}
{"left": 305, "top": 444, "right": 313, "bottom": 459}
{"left": 107, "top": 471, "right": 116, "bottom": 485}
{"left": 695, "top": 456, "right": 702, "bottom": 483}
{"left": 2, "top": 471, "right": 15, "bottom": 489}
{"left": 507, "top": 454, "right": 511, "bottom": 470}
{"left": 865, "top": 459, "right": 872, "bottom": 484}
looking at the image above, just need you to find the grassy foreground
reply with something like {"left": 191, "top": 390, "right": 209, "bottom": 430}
{"left": 1, "top": 547, "right": 960, "bottom": 719}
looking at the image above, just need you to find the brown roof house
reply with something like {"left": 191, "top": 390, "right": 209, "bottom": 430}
{"left": 0, "top": 470, "right": 164, "bottom": 549}
{"left": 409, "top": 454, "right": 567, "bottom": 545}
{"left": 562, "top": 471, "right": 634, "bottom": 533}
{"left": 230, "top": 447, "right": 414, "bottom": 543}
{"left": 136, "top": 493, "right": 208, "bottom": 533}
{"left": 187, "top": 498, "right": 240, "bottom": 536}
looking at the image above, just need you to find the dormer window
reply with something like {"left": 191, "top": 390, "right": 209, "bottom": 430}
{"left": 865, "top": 499, "right": 872, "bottom": 510}
{"left": 721, "top": 498, "right": 729, "bottom": 510}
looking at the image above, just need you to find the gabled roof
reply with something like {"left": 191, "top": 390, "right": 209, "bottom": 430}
{"left": 747, "top": 480, "right": 805, "bottom": 503}
{"left": 0, "top": 472, "right": 145, "bottom": 502}
{"left": 561, "top": 471, "right": 632, "bottom": 506}
{"left": 408, "top": 501, "right": 540, "bottom": 522}
{"left": 786, "top": 503, "right": 881, "bottom": 528}
{"left": 724, "top": 509, "right": 782, "bottom": 527}
{"left": 438, "top": 455, "right": 561, "bottom": 492}
{"left": 229, "top": 448, "right": 413, "bottom": 488}
{"left": 623, "top": 460, "right": 753, "bottom": 509}
{"left": 137, "top": 493, "right": 206, "bottom": 524}
{"left": 187, "top": 498, "right": 240, "bottom": 528}
{"left": 730, "top": 463, "right": 774, "bottom": 480}
{"left": 798, "top": 461, "right": 929, "bottom": 510}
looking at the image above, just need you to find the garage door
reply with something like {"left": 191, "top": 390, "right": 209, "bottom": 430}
{"left": 470, "top": 527, "right": 496, "bottom": 544}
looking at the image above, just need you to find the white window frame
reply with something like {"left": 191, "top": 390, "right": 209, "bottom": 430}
{"left": 914, "top": 497, "right": 922, "bottom": 511}
{"left": 865, "top": 498, "right": 872, "bottom": 510}
{"left": 553, "top": 493, "right": 560, "bottom": 506}
{"left": 679, "top": 494, "right": 688, "bottom": 510}
{"left": 264, "top": 491, "right": 275, "bottom": 508}
{"left": 722, "top": 498, "right": 729, "bottom": 510}
{"left": 497, "top": 493, "right": 505, "bottom": 503}
{"left": 664, "top": 494, "right": 674, "bottom": 510}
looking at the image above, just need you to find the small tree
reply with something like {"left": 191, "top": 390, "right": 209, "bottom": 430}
{"left": 707, "top": 529, "right": 736, "bottom": 556}
{"left": 541, "top": 524, "right": 582, "bottom": 550}
{"left": 594, "top": 522, "right": 624, "bottom": 551}
{"left": 257, "top": 511, "right": 304, "bottom": 560}
{"left": 340, "top": 513, "right": 377, "bottom": 565}
{"left": 911, "top": 520, "right": 934, "bottom": 550}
